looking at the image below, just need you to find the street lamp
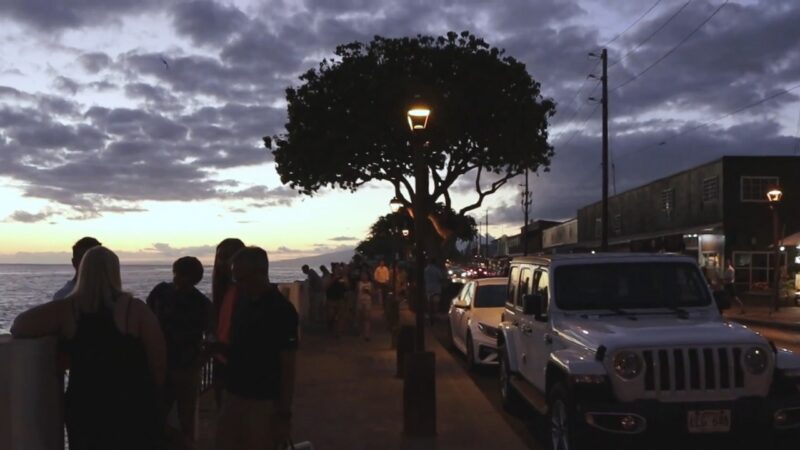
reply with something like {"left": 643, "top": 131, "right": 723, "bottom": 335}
{"left": 768, "top": 187, "right": 783, "bottom": 311}
{"left": 390, "top": 197, "right": 403, "bottom": 214}
{"left": 403, "top": 102, "right": 436, "bottom": 437}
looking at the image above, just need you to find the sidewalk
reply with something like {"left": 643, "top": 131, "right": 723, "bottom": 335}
{"left": 196, "top": 305, "right": 530, "bottom": 450}
{"left": 725, "top": 306, "right": 800, "bottom": 332}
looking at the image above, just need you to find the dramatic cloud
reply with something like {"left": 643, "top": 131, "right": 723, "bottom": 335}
{"left": 1, "top": 0, "right": 798, "bottom": 233}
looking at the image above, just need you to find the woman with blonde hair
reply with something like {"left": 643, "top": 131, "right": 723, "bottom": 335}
{"left": 12, "top": 246, "right": 166, "bottom": 450}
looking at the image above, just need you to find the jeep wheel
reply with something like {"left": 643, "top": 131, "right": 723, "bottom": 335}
{"left": 498, "top": 345, "right": 522, "bottom": 414}
{"left": 466, "top": 333, "right": 476, "bottom": 371}
{"left": 548, "top": 382, "right": 585, "bottom": 450}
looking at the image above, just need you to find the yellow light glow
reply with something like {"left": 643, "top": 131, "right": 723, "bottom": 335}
{"left": 407, "top": 107, "right": 431, "bottom": 131}
{"left": 767, "top": 189, "right": 783, "bottom": 203}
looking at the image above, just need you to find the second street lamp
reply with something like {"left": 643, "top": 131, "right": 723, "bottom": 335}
{"left": 768, "top": 188, "right": 783, "bottom": 311}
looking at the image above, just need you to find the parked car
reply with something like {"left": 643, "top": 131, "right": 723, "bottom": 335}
{"left": 498, "top": 253, "right": 800, "bottom": 449}
{"left": 448, "top": 277, "right": 507, "bottom": 369}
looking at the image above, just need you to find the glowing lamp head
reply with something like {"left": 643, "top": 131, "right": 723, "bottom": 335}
{"left": 767, "top": 188, "right": 783, "bottom": 203}
{"left": 389, "top": 197, "right": 403, "bottom": 213}
{"left": 402, "top": 229, "right": 410, "bottom": 237}
{"left": 407, "top": 107, "right": 430, "bottom": 131}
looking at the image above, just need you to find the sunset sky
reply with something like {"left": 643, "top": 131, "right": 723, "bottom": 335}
{"left": 1, "top": 0, "right": 798, "bottom": 263}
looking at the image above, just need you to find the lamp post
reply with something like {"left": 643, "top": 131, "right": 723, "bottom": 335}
{"left": 768, "top": 188, "right": 783, "bottom": 311}
{"left": 407, "top": 107, "right": 430, "bottom": 351}
{"left": 403, "top": 104, "right": 436, "bottom": 436}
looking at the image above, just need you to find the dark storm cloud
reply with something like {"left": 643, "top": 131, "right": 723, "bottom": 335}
{"left": 53, "top": 76, "right": 81, "bottom": 95}
{"left": 170, "top": 0, "right": 248, "bottom": 45}
{"left": 0, "top": 0, "right": 172, "bottom": 30}
{"left": 124, "top": 82, "right": 180, "bottom": 110}
{"left": 78, "top": 52, "right": 112, "bottom": 73}
{"left": 605, "top": 0, "right": 800, "bottom": 117}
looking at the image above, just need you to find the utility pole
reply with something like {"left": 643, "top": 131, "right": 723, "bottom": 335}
{"left": 521, "top": 169, "right": 532, "bottom": 256}
{"left": 485, "top": 210, "right": 489, "bottom": 258}
{"left": 600, "top": 48, "right": 610, "bottom": 252}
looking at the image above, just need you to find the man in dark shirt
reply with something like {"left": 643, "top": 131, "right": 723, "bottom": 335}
{"left": 216, "top": 246, "right": 298, "bottom": 450}
{"left": 146, "top": 256, "right": 214, "bottom": 447}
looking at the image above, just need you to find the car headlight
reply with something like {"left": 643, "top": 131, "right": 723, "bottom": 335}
{"left": 743, "top": 347, "right": 769, "bottom": 375}
{"left": 613, "top": 351, "right": 643, "bottom": 380}
{"left": 477, "top": 322, "right": 499, "bottom": 339}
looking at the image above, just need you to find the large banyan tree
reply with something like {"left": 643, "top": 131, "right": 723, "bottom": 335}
{"left": 267, "top": 31, "right": 555, "bottom": 258}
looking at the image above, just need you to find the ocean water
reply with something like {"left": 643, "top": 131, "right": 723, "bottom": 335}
{"left": 0, "top": 264, "right": 302, "bottom": 334}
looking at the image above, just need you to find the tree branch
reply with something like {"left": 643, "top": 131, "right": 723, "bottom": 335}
{"left": 459, "top": 169, "right": 522, "bottom": 215}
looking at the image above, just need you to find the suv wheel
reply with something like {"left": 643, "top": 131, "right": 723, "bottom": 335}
{"left": 466, "top": 333, "right": 476, "bottom": 370}
{"left": 548, "top": 382, "right": 585, "bottom": 450}
{"left": 498, "top": 345, "right": 522, "bottom": 414}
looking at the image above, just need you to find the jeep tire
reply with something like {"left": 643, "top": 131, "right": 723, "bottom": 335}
{"left": 498, "top": 344, "right": 523, "bottom": 414}
{"left": 548, "top": 382, "right": 587, "bottom": 450}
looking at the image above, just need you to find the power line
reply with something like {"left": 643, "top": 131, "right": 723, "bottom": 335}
{"left": 612, "top": 0, "right": 729, "bottom": 92}
{"left": 623, "top": 83, "right": 800, "bottom": 155}
{"left": 556, "top": 102, "right": 601, "bottom": 149}
{"left": 609, "top": 0, "right": 693, "bottom": 69}
{"left": 603, "top": 0, "right": 664, "bottom": 47}
{"left": 552, "top": 81, "right": 601, "bottom": 140}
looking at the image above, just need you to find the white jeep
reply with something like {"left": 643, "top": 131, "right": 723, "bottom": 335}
{"left": 498, "top": 254, "right": 800, "bottom": 449}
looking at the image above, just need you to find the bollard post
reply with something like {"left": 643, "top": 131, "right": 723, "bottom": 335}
{"left": 395, "top": 325, "right": 415, "bottom": 378}
{"left": 403, "top": 351, "right": 436, "bottom": 436}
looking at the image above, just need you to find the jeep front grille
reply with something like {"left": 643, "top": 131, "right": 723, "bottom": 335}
{"left": 642, "top": 347, "right": 745, "bottom": 392}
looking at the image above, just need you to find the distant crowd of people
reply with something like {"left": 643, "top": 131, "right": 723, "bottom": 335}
{"left": 11, "top": 236, "right": 298, "bottom": 450}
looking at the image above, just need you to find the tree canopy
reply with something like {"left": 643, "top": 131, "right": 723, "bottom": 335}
{"left": 267, "top": 31, "right": 555, "bottom": 257}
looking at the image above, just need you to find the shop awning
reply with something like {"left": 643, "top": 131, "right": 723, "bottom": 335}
{"left": 782, "top": 231, "right": 800, "bottom": 247}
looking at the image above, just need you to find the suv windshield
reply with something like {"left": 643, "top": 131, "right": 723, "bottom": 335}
{"left": 474, "top": 284, "right": 507, "bottom": 308}
{"left": 554, "top": 262, "right": 711, "bottom": 311}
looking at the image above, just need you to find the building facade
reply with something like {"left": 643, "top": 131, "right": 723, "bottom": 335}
{"left": 576, "top": 156, "right": 800, "bottom": 292}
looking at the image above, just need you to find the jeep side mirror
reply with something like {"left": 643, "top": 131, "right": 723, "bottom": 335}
{"left": 714, "top": 290, "right": 731, "bottom": 311}
{"left": 523, "top": 293, "right": 544, "bottom": 318}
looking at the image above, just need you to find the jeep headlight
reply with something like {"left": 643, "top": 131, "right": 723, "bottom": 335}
{"left": 613, "top": 351, "right": 643, "bottom": 380}
{"left": 743, "top": 347, "right": 769, "bottom": 375}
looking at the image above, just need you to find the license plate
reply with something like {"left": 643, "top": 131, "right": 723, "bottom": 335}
{"left": 687, "top": 409, "right": 731, "bottom": 433}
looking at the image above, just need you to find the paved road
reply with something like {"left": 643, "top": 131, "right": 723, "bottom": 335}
{"left": 429, "top": 316, "right": 798, "bottom": 450}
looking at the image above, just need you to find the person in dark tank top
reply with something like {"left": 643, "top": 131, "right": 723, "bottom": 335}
{"left": 11, "top": 246, "right": 167, "bottom": 450}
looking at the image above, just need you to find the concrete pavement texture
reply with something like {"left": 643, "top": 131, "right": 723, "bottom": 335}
{"left": 195, "top": 306, "right": 531, "bottom": 450}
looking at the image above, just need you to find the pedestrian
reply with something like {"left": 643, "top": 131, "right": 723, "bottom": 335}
{"left": 11, "top": 246, "right": 166, "bottom": 450}
{"left": 146, "top": 256, "right": 214, "bottom": 448}
{"left": 424, "top": 258, "right": 446, "bottom": 325}
{"left": 373, "top": 260, "right": 390, "bottom": 307}
{"left": 326, "top": 265, "right": 349, "bottom": 337}
{"left": 53, "top": 236, "right": 102, "bottom": 301}
{"left": 211, "top": 238, "right": 245, "bottom": 409}
{"left": 302, "top": 264, "right": 325, "bottom": 325}
{"left": 723, "top": 259, "right": 745, "bottom": 314}
{"left": 215, "top": 247, "right": 298, "bottom": 450}
{"left": 356, "top": 271, "right": 374, "bottom": 341}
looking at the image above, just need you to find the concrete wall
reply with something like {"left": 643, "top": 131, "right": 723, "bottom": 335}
{"left": 0, "top": 335, "right": 63, "bottom": 450}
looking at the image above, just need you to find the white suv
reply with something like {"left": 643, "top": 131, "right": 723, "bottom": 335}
{"left": 498, "top": 254, "right": 800, "bottom": 449}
